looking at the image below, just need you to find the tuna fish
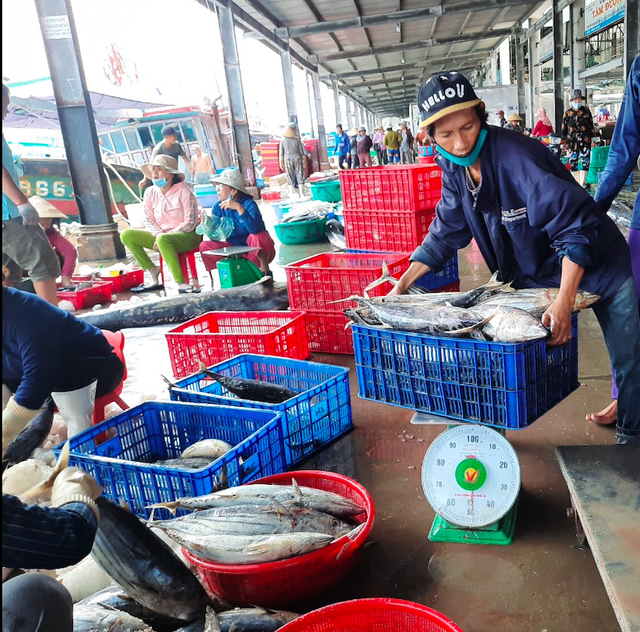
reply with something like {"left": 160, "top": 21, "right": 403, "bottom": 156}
{"left": 196, "top": 368, "right": 298, "bottom": 404}
{"left": 177, "top": 606, "right": 299, "bottom": 632}
{"left": 72, "top": 603, "right": 153, "bottom": 631}
{"left": 149, "top": 480, "right": 365, "bottom": 519}
{"left": 2, "top": 398, "right": 55, "bottom": 473}
{"left": 181, "top": 439, "right": 234, "bottom": 460}
{"left": 473, "top": 305, "right": 550, "bottom": 343}
{"left": 150, "top": 503, "right": 354, "bottom": 539}
{"left": 81, "top": 278, "right": 290, "bottom": 331}
{"left": 91, "top": 497, "right": 222, "bottom": 621}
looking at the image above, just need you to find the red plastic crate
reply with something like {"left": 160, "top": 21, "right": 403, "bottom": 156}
{"left": 56, "top": 280, "right": 113, "bottom": 310}
{"left": 305, "top": 310, "right": 354, "bottom": 355}
{"left": 343, "top": 208, "right": 436, "bottom": 253}
{"left": 165, "top": 311, "right": 310, "bottom": 378}
{"left": 285, "top": 253, "right": 409, "bottom": 312}
{"left": 261, "top": 190, "right": 281, "bottom": 202}
{"left": 184, "top": 470, "right": 374, "bottom": 607}
{"left": 340, "top": 164, "right": 442, "bottom": 211}
{"left": 98, "top": 269, "right": 144, "bottom": 293}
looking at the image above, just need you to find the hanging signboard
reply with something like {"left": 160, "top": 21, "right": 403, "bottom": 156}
{"left": 585, "top": 0, "right": 626, "bottom": 37}
{"left": 539, "top": 33, "right": 554, "bottom": 64}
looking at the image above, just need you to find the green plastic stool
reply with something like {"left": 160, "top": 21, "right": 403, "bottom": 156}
{"left": 217, "top": 257, "right": 262, "bottom": 289}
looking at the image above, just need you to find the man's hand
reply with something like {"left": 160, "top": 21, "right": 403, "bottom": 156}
{"left": 388, "top": 284, "right": 405, "bottom": 296}
{"left": 542, "top": 295, "right": 573, "bottom": 346}
{"left": 17, "top": 202, "right": 40, "bottom": 226}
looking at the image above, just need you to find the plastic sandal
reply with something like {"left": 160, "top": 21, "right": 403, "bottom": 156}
{"left": 131, "top": 283, "right": 164, "bottom": 293}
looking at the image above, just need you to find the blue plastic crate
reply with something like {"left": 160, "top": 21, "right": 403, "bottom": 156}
{"left": 168, "top": 354, "right": 352, "bottom": 467}
{"left": 345, "top": 250, "right": 459, "bottom": 292}
{"left": 352, "top": 316, "right": 579, "bottom": 429}
{"left": 53, "top": 401, "right": 284, "bottom": 519}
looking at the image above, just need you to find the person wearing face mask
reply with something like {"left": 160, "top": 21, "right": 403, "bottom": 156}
{"left": 120, "top": 155, "right": 201, "bottom": 293}
{"left": 390, "top": 71, "right": 640, "bottom": 446}
{"left": 561, "top": 89, "right": 596, "bottom": 174}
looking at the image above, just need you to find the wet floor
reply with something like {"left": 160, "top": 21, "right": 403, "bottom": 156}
{"left": 116, "top": 222, "right": 624, "bottom": 632}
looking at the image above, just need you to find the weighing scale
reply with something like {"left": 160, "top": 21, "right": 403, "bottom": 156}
{"left": 201, "top": 246, "right": 262, "bottom": 289}
{"left": 418, "top": 420, "right": 521, "bottom": 546}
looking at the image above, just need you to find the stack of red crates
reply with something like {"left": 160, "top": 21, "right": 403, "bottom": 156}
{"left": 261, "top": 141, "right": 282, "bottom": 178}
{"left": 340, "top": 164, "right": 443, "bottom": 254}
{"left": 285, "top": 253, "right": 409, "bottom": 354}
{"left": 303, "top": 139, "right": 321, "bottom": 176}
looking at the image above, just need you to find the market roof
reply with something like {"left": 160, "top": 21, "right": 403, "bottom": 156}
{"left": 206, "top": 0, "right": 547, "bottom": 117}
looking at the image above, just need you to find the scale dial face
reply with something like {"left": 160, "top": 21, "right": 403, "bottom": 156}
{"left": 421, "top": 425, "right": 521, "bottom": 528}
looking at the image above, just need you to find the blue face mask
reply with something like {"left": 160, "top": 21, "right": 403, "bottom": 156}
{"left": 153, "top": 177, "right": 168, "bottom": 188}
{"left": 436, "top": 128, "right": 488, "bottom": 167}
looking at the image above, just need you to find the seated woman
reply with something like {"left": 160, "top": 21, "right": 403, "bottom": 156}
{"left": 32, "top": 196, "right": 78, "bottom": 287}
{"left": 2, "top": 281, "right": 125, "bottom": 451}
{"left": 121, "top": 155, "right": 201, "bottom": 294}
{"left": 198, "top": 169, "right": 276, "bottom": 277}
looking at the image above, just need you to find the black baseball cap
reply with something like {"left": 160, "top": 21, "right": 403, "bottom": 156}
{"left": 418, "top": 71, "right": 481, "bottom": 129}
{"left": 161, "top": 125, "right": 178, "bottom": 137}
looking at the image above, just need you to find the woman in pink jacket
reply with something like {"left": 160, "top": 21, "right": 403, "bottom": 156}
{"left": 120, "top": 155, "right": 201, "bottom": 293}
{"left": 532, "top": 107, "right": 554, "bottom": 137}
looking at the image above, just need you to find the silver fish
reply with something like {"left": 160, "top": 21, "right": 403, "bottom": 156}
{"left": 149, "top": 480, "right": 365, "bottom": 519}
{"left": 473, "top": 305, "right": 550, "bottom": 343}
{"left": 72, "top": 603, "right": 153, "bottom": 631}
{"left": 181, "top": 439, "right": 234, "bottom": 460}
{"left": 344, "top": 296, "right": 492, "bottom": 336}
{"left": 177, "top": 605, "right": 298, "bottom": 632}
{"left": 150, "top": 503, "right": 354, "bottom": 538}
{"left": 475, "top": 287, "right": 600, "bottom": 317}
{"left": 155, "top": 457, "right": 216, "bottom": 470}
{"left": 160, "top": 530, "right": 335, "bottom": 565}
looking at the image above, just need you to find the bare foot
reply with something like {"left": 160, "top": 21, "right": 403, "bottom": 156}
{"left": 585, "top": 400, "right": 617, "bottom": 426}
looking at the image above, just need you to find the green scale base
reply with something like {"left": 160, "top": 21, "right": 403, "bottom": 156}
{"left": 217, "top": 258, "right": 262, "bottom": 289}
{"left": 428, "top": 499, "right": 519, "bottom": 546}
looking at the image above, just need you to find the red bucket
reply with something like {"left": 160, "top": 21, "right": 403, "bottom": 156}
{"left": 183, "top": 470, "right": 375, "bottom": 607}
{"left": 279, "top": 598, "right": 464, "bottom": 632}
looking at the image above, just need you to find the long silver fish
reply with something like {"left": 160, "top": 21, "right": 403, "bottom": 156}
{"left": 149, "top": 480, "right": 365, "bottom": 519}
{"left": 181, "top": 439, "right": 234, "bottom": 460}
{"left": 150, "top": 504, "right": 354, "bottom": 538}
{"left": 176, "top": 606, "right": 299, "bottom": 632}
{"left": 475, "top": 287, "right": 600, "bottom": 317}
{"left": 343, "top": 296, "right": 493, "bottom": 336}
{"left": 159, "top": 530, "right": 335, "bottom": 565}
{"left": 91, "top": 498, "right": 222, "bottom": 621}
{"left": 154, "top": 457, "right": 216, "bottom": 470}
{"left": 72, "top": 603, "right": 153, "bottom": 631}
{"left": 473, "top": 305, "right": 550, "bottom": 343}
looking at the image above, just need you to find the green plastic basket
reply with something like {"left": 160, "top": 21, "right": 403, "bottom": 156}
{"left": 274, "top": 217, "right": 326, "bottom": 245}
{"left": 310, "top": 180, "right": 342, "bottom": 203}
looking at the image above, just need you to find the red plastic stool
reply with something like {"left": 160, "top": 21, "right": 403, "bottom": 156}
{"left": 94, "top": 330, "right": 129, "bottom": 425}
{"left": 159, "top": 250, "right": 200, "bottom": 289}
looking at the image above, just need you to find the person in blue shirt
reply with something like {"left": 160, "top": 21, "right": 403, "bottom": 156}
{"left": 198, "top": 168, "right": 276, "bottom": 277}
{"left": 2, "top": 84, "right": 60, "bottom": 305}
{"left": 586, "top": 55, "right": 640, "bottom": 426}
{"left": 333, "top": 124, "right": 351, "bottom": 169}
{"left": 392, "top": 71, "right": 639, "bottom": 445}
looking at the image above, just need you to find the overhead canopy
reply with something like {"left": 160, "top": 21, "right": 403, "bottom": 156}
{"left": 208, "top": 0, "right": 546, "bottom": 117}
{"left": 4, "top": 91, "right": 171, "bottom": 130}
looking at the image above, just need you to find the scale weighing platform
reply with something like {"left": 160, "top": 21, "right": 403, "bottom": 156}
{"left": 201, "top": 246, "right": 262, "bottom": 289}
{"left": 413, "top": 412, "right": 521, "bottom": 545}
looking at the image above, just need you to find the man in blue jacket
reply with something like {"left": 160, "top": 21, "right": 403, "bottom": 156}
{"left": 392, "top": 71, "right": 639, "bottom": 445}
{"left": 333, "top": 124, "right": 351, "bottom": 169}
{"left": 586, "top": 55, "right": 640, "bottom": 426}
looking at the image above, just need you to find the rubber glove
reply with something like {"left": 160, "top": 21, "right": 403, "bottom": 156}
{"left": 17, "top": 202, "right": 40, "bottom": 226}
{"left": 51, "top": 467, "right": 102, "bottom": 521}
{"left": 2, "top": 396, "right": 40, "bottom": 458}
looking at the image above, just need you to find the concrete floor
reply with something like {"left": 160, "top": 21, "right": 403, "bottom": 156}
{"left": 115, "top": 224, "right": 624, "bottom": 632}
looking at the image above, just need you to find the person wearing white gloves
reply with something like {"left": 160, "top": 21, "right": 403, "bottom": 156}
{"left": 2, "top": 84, "right": 60, "bottom": 305}
{"left": 3, "top": 465, "right": 102, "bottom": 632}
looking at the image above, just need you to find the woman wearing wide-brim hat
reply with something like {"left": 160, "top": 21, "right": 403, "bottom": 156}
{"left": 505, "top": 112, "right": 524, "bottom": 132}
{"left": 198, "top": 168, "right": 276, "bottom": 277}
{"left": 30, "top": 196, "right": 78, "bottom": 287}
{"left": 279, "top": 122, "right": 312, "bottom": 198}
{"left": 120, "top": 155, "right": 202, "bottom": 293}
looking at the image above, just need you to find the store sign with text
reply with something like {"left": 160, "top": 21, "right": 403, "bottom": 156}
{"left": 539, "top": 34, "right": 553, "bottom": 64}
{"left": 585, "top": 0, "right": 626, "bottom": 37}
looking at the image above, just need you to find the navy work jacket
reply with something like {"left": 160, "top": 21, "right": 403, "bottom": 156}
{"left": 411, "top": 126, "right": 631, "bottom": 302}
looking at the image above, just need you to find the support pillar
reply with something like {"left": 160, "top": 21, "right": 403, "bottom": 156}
{"left": 490, "top": 51, "right": 499, "bottom": 86}
{"left": 218, "top": 3, "right": 255, "bottom": 188}
{"left": 515, "top": 37, "right": 527, "bottom": 122}
{"left": 332, "top": 79, "right": 342, "bottom": 126}
{"left": 280, "top": 45, "right": 297, "bottom": 124}
{"left": 311, "top": 72, "right": 329, "bottom": 170}
{"left": 625, "top": 0, "right": 640, "bottom": 80}
{"left": 570, "top": 0, "right": 586, "bottom": 90}
{"left": 527, "top": 36, "right": 535, "bottom": 127}
{"left": 346, "top": 98, "right": 354, "bottom": 129}
{"left": 552, "top": 0, "right": 564, "bottom": 134}
{"left": 305, "top": 70, "right": 316, "bottom": 137}
{"left": 33, "top": 0, "right": 124, "bottom": 260}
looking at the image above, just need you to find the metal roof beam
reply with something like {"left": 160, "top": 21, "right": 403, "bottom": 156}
{"left": 314, "top": 27, "right": 521, "bottom": 63}
{"left": 521, "top": 0, "right": 575, "bottom": 42}
{"left": 274, "top": 0, "right": 530, "bottom": 39}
